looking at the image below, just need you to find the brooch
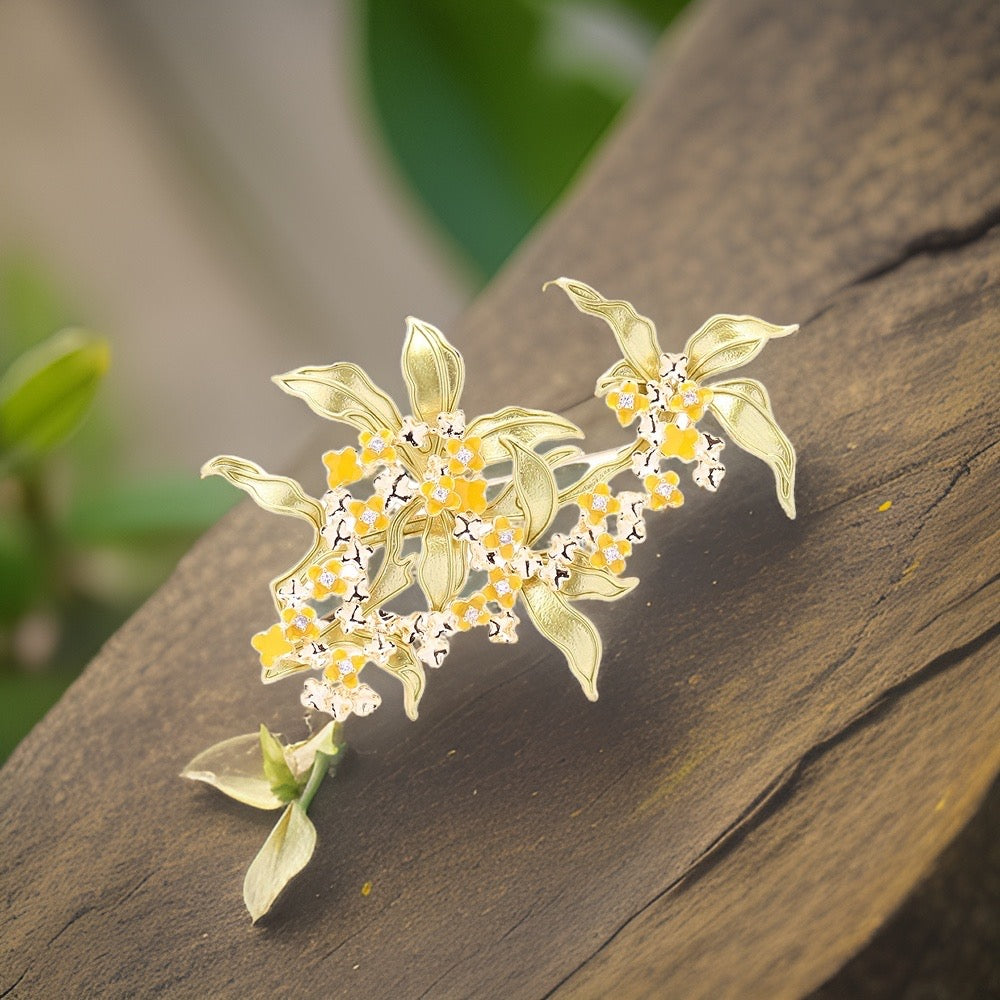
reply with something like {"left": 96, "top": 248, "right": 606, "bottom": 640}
{"left": 182, "top": 278, "right": 797, "bottom": 920}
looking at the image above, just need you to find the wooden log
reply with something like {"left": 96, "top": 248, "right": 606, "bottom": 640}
{"left": 1, "top": 0, "right": 997, "bottom": 996}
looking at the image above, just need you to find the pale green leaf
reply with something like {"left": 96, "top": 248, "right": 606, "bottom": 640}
{"left": 685, "top": 315, "right": 798, "bottom": 382}
{"left": 417, "top": 512, "right": 467, "bottom": 610}
{"left": 708, "top": 377, "right": 797, "bottom": 519}
{"left": 273, "top": 362, "right": 404, "bottom": 439}
{"left": 259, "top": 724, "right": 301, "bottom": 802}
{"left": 286, "top": 721, "right": 343, "bottom": 782}
{"left": 521, "top": 578, "right": 603, "bottom": 701}
{"left": 466, "top": 406, "right": 583, "bottom": 464}
{"left": 501, "top": 436, "right": 558, "bottom": 546}
{"left": 243, "top": 802, "right": 317, "bottom": 922}
{"left": 375, "top": 641, "right": 426, "bottom": 721}
{"left": 201, "top": 456, "right": 323, "bottom": 530}
{"left": 402, "top": 317, "right": 464, "bottom": 425}
{"left": 546, "top": 277, "right": 660, "bottom": 380}
{"left": 561, "top": 563, "right": 639, "bottom": 602}
{"left": 181, "top": 732, "right": 285, "bottom": 810}
{"left": 0, "top": 328, "right": 109, "bottom": 465}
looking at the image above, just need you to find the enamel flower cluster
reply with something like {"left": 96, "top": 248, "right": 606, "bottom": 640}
{"left": 204, "top": 278, "right": 798, "bottom": 726}
{"left": 188, "top": 278, "right": 798, "bottom": 921}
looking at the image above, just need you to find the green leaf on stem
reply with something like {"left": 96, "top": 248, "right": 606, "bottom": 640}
{"left": 258, "top": 724, "right": 302, "bottom": 803}
{"left": 243, "top": 802, "right": 317, "bottom": 923}
{"left": 180, "top": 732, "right": 286, "bottom": 810}
{"left": 0, "top": 328, "right": 108, "bottom": 467}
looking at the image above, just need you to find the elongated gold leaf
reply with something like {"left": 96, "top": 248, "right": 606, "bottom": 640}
{"left": 366, "top": 503, "right": 417, "bottom": 610}
{"left": 545, "top": 277, "right": 661, "bottom": 380}
{"left": 465, "top": 406, "right": 583, "bottom": 464}
{"left": 402, "top": 317, "right": 464, "bottom": 426}
{"left": 375, "top": 642, "right": 426, "bottom": 721}
{"left": 501, "top": 436, "right": 558, "bottom": 546}
{"left": 201, "top": 456, "right": 323, "bottom": 529}
{"left": 243, "top": 802, "right": 316, "bottom": 922}
{"left": 595, "top": 358, "right": 641, "bottom": 397}
{"left": 273, "top": 363, "right": 404, "bottom": 439}
{"left": 561, "top": 563, "right": 639, "bottom": 602}
{"left": 685, "top": 315, "right": 798, "bottom": 383}
{"left": 521, "top": 578, "right": 603, "bottom": 701}
{"left": 557, "top": 442, "right": 639, "bottom": 505}
{"left": 708, "top": 378, "right": 797, "bottom": 519}
{"left": 416, "top": 512, "right": 468, "bottom": 610}
{"left": 543, "top": 444, "right": 585, "bottom": 468}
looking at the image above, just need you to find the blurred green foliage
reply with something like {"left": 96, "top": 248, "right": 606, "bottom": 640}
{"left": 360, "top": 0, "right": 690, "bottom": 278}
{"left": 0, "top": 258, "right": 234, "bottom": 762}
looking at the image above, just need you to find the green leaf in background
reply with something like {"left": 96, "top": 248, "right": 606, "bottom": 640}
{"left": 0, "top": 256, "right": 77, "bottom": 369}
{"left": 360, "top": 0, "right": 690, "bottom": 277}
{"left": 0, "top": 329, "right": 109, "bottom": 468}
{"left": 65, "top": 475, "right": 235, "bottom": 545}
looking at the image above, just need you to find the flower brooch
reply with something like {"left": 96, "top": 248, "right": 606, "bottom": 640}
{"left": 182, "top": 278, "right": 798, "bottom": 920}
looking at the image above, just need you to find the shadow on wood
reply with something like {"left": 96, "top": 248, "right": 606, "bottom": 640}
{"left": 1, "top": 0, "right": 997, "bottom": 997}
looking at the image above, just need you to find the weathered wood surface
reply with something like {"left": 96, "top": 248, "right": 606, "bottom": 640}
{"left": 2, "top": 0, "right": 998, "bottom": 997}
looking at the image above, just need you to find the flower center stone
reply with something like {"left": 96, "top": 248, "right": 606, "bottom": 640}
{"left": 618, "top": 392, "right": 634, "bottom": 409}
{"left": 432, "top": 486, "right": 449, "bottom": 502}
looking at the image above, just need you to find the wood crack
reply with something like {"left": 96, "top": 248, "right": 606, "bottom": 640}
{"left": 544, "top": 618, "right": 1000, "bottom": 997}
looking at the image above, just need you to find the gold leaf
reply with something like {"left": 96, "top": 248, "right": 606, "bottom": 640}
{"left": 201, "top": 456, "right": 323, "bottom": 529}
{"left": 521, "top": 578, "right": 603, "bottom": 701}
{"left": 365, "top": 503, "right": 417, "bottom": 610}
{"left": 708, "top": 378, "right": 797, "bottom": 519}
{"left": 260, "top": 657, "right": 311, "bottom": 685}
{"left": 273, "top": 363, "right": 404, "bottom": 440}
{"left": 501, "top": 436, "right": 558, "bottom": 546}
{"left": 402, "top": 317, "right": 464, "bottom": 427}
{"left": 557, "top": 442, "right": 639, "bottom": 505}
{"left": 561, "top": 563, "right": 639, "bottom": 602}
{"left": 243, "top": 802, "right": 317, "bottom": 922}
{"left": 545, "top": 277, "right": 660, "bottom": 380}
{"left": 375, "top": 642, "right": 426, "bottom": 721}
{"left": 685, "top": 315, "right": 798, "bottom": 382}
{"left": 416, "top": 512, "right": 468, "bottom": 610}
{"left": 595, "top": 358, "right": 641, "bottom": 397}
{"left": 465, "top": 406, "right": 583, "bottom": 464}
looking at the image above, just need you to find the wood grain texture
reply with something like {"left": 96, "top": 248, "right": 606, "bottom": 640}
{"left": 2, "top": 0, "right": 998, "bottom": 997}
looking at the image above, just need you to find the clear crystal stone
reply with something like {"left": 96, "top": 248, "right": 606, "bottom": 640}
{"left": 319, "top": 571, "right": 335, "bottom": 587}
{"left": 337, "top": 658, "right": 353, "bottom": 676}
{"left": 456, "top": 446, "right": 473, "bottom": 465}
{"left": 494, "top": 579, "right": 511, "bottom": 596}
{"left": 498, "top": 529, "right": 514, "bottom": 545}
{"left": 361, "top": 509, "right": 378, "bottom": 526}
{"left": 591, "top": 494, "right": 608, "bottom": 512}
{"left": 432, "top": 486, "right": 449, "bottom": 502}
{"left": 602, "top": 545, "right": 621, "bottom": 564}
{"left": 293, "top": 614, "right": 309, "bottom": 631}
{"left": 464, "top": 607, "right": 481, "bottom": 625}
{"left": 618, "top": 392, "right": 634, "bottom": 409}
{"left": 682, "top": 390, "right": 698, "bottom": 406}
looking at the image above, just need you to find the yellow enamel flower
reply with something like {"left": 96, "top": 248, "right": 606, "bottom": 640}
{"left": 348, "top": 494, "right": 390, "bottom": 534}
{"left": 322, "top": 646, "right": 366, "bottom": 689}
{"left": 307, "top": 558, "right": 348, "bottom": 600}
{"left": 322, "top": 446, "right": 364, "bottom": 488}
{"left": 420, "top": 475, "right": 462, "bottom": 516}
{"left": 577, "top": 482, "right": 620, "bottom": 526}
{"left": 445, "top": 435, "right": 486, "bottom": 476}
{"left": 644, "top": 470, "right": 684, "bottom": 510}
{"left": 453, "top": 475, "right": 488, "bottom": 515}
{"left": 667, "top": 381, "right": 714, "bottom": 423}
{"left": 481, "top": 516, "right": 524, "bottom": 561}
{"left": 606, "top": 380, "right": 650, "bottom": 426}
{"left": 280, "top": 605, "right": 321, "bottom": 643}
{"left": 450, "top": 592, "right": 490, "bottom": 631}
{"left": 251, "top": 623, "right": 294, "bottom": 667}
{"left": 660, "top": 423, "right": 700, "bottom": 462}
{"left": 482, "top": 566, "right": 523, "bottom": 609}
{"left": 590, "top": 532, "right": 631, "bottom": 575}
{"left": 359, "top": 429, "right": 398, "bottom": 467}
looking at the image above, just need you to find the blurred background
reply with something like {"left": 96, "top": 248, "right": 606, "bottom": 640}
{"left": 0, "top": 0, "right": 690, "bottom": 761}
